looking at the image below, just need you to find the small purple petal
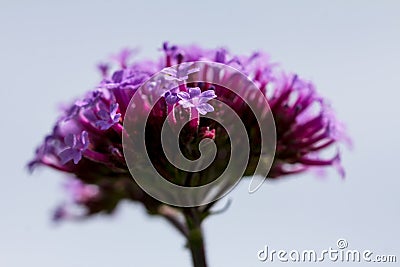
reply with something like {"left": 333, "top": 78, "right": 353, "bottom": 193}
{"left": 59, "top": 149, "right": 76, "bottom": 165}
{"left": 163, "top": 42, "right": 177, "bottom": 54}
{"left": 81, "top": 131, "right": 89, "bottom": 149}
{"left": 177, "top": 91, "right": 190, "bottom": 100}
{"left": 215, "top": 48, "right": 227, "bottom": 63}
{"left": 200, "top": 90, "right": 216, "bottom": 99}
{"left": 166, "top": 94, "right": 179, "bottom": 105}
{"left": 73, "top": 152, "right": 82, "bottom": 164}
{"left": 94, "top": 104, "right": 121, "bottom": 130}
{"left": 162, "top": 68, "right": 177, "bottom": 77}
{"left": 110, "top": 103, "right": 119, "bottom": 117}
{"left": 58, "top": 131, "right": 89, "bottom": 164}
{"left": 113, "top": 113, "right": 121, "bottom": 122}
{"left": 64, "top": 134, "right": 76, "bottom": 148}
{"left": 189, "top": 87, "right": 201, "bottom": 98}
{"left": 111, "top": 70, "right": 124, "bottom": 83}
{"left": 176, "top": 88, "right": 217, "bottom": 115}
{"left": 179, "top": 99, "right": 195, "bottom": 109}
{"left": 162, "top": 63, "right": 199, "bottom": 82}
{"left": 197, "top": 103, "right": 214, "bottom": 115}
{"left": 97, "top": 110, "right": 109, "bottom": 120}
{"left": 95, "top": 121, "right": 109, "bottom": 130}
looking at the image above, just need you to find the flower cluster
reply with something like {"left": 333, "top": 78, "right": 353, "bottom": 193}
{"left": 29, "top": 42, "right": 349, "bottom": 220}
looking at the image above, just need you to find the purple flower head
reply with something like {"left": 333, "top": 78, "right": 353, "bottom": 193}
{"left": 162, "top": 62, "right": 200, "bottom": 82}
{"left": 177, "top": 87, "right": 217, "bottom": 115}
{"left": 29, "top": 42, "right": 350, "bottom": 221}
{"left": 58, "top": 131, "right": 89, "bottom": 165}
{"left": 94, "top": 103, "right": 121, "bottom": 130}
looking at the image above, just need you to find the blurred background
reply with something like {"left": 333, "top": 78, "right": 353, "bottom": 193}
{"left": 1, "top": 0, "right": 399, "bottom": 266}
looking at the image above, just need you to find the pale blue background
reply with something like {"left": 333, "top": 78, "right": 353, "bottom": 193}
{"left": 1, "top": 0, "right": 399, "bottom": 266}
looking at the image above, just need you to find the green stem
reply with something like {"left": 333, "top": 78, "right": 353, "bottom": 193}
{"left": 184, "top": 209, "right": 208, "bottom": 267}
